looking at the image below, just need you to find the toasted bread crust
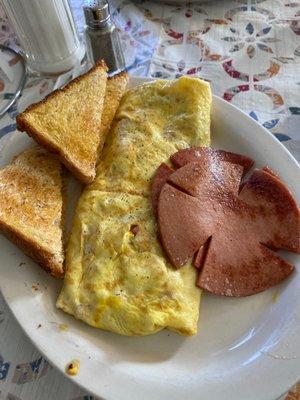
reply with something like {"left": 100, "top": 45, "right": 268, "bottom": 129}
{"left": 16, "top": 60, "right": 108, "bottom": 184}
{"left": 97, "top": 71, "right": 129, "bottom": 158}
{"left": 0, "top": 219, "right": 64, "bottom": 278}
{"left": 16, "top": 60, "right": 107, "bottom": 119}
{"left": 0, "top": 147, "right": 65, "bottom": 277}
{"left": 60, "top": 166, "right": 68, "bottom": 250}
{"left": 16, "top": 124, "right": 92, "bottom": 183}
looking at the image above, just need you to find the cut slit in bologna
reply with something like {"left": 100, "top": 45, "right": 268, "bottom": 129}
{"left": 151, "top": 163, "right": 174, "bottom": 214}
{"left": 152, "top": 147, "right": 251, "bottom": 212}
{"left": 154, "top": 148, "right": 300, "bottom": 297}
{"left": 171, "top": 147, "right": 254, "bottom": 176}
{"left": 197, "top": 239, "right": 294, "bottom": 297}
{"left": 194, "top": 238, "right": 211, "bottom": 270}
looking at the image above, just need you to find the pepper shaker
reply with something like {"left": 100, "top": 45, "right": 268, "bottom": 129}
{"left": 83, "top": 0, "right": 125, "bottom": 75}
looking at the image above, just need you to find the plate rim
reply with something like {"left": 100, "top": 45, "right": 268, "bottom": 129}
{"left": 0, "top": 75, "right": 300, "bottom": 400}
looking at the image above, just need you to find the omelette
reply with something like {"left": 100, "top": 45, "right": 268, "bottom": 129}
{"left": 57, "top": 77, "right": 212, "bottom": 336}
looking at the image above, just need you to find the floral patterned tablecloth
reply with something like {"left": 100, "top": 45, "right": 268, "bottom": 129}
{"left": 0, "top": 0, "right": 299, "bottom": 399}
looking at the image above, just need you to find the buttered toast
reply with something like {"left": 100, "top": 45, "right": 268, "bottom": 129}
{"left": 98, "top": 71, "right": 129, "bottom": 155}
{"left": 0, "top": 147, "right": 65, "bottom": 277}
{"left": 17, "top": 61, "right": 108, "bottom": 184}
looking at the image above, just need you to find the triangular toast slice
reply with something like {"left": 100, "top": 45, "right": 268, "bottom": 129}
{"left": 98, "top": 71, "right": 129, "bottom": 155}
{"left": 16, "top": 61, "right": 108, "bottom": 184}
{"left": 0, "top": 147, "right": 65, "bottom": 277}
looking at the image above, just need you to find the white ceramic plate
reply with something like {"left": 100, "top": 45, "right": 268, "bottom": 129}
{"left": 0, "top": 77, "right": 300, "bottom": 400}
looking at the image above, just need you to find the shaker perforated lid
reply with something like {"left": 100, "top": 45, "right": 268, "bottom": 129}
{"left": 83, "top": 0, "right": 110, "bottom": 27}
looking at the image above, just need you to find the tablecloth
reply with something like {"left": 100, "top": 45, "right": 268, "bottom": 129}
{"left": 0, "top": 0, "right": 299, "bottom": 398}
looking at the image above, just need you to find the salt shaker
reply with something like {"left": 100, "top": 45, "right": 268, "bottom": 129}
{"left": 83, "top": 0, "right": 125, "bottom": 75}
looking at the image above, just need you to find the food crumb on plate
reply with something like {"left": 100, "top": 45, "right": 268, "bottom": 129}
{"left": 37, "top": 324, "right": 42, "bottom": 328}
{"left": 18, "top": 262, "right": 26, "bottom": 267}
{"left": 31, "top": 282, "right": 40, "bottom": 291}
{"left": 59, "top": 323, "right": 69, "bottom": 332}
{"left": 65, "top": 360, "right": 79, "bottom": 376}
{"left": 272, "top": 289, "right": 280, "bottom": 303}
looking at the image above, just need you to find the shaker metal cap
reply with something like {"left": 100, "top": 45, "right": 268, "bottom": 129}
{"left": 83, "top": 0, "right": 110, "bottom": 27}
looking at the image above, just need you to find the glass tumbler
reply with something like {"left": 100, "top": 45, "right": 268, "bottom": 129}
{"left": 0, "top": 0, "right": 85, "bottom": 74}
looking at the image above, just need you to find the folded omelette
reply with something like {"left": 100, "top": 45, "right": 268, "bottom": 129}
{"left": 57, "top": 77, "right": 212, "bottom": 336}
